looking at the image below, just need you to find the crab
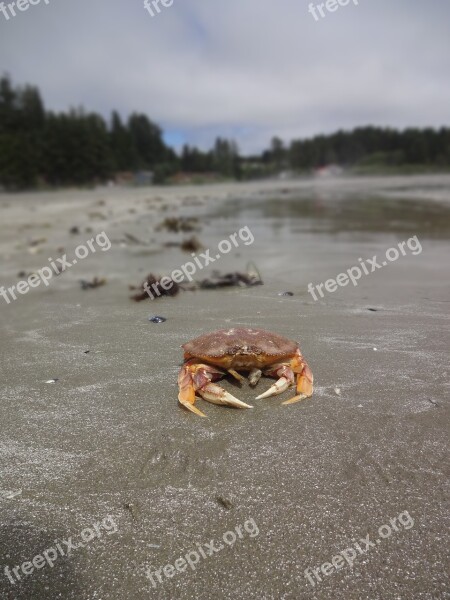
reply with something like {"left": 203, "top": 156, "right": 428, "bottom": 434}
{"left": 178, "top": 327, "right": 314, "bottom": 417}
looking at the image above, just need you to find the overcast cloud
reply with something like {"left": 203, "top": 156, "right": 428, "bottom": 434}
{"left": 1, "top": 0, "right": 449, "bottom": 153}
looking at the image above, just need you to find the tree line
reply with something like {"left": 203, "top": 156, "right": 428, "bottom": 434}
{"left": 1, "top": 75, "right": 449, "bottom": 190}
{"left": 270, "top": 127, "right": 450, "bottom": 172}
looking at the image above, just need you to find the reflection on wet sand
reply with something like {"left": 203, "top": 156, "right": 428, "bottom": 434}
{"left": 213, "top": 191, "right": 450, "bottom": 237}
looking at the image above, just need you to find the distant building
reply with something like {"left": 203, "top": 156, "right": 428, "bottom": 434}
{"left": 134, "top": 171, "right": 154, "bottom": 185}
{"left": 313, "top": 164, "right": 343, "bottom": 178}
{"left": 114, "top": 171, "right": 154, "bottom": 186}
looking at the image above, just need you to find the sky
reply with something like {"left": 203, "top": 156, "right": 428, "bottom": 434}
{"left": 1, "top": 0, "right": 449, "bottom": 154}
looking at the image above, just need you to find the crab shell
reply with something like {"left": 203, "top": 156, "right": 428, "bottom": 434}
{"left": 178, "top": 327, "right": 314, "bottom": 417}
{"left": 182, "top": 327, "right": 299, "bottom": 369}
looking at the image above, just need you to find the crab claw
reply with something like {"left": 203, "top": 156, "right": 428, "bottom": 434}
{"left": 255, "top": 376, "right": 290, "bottom": 399}
{"left": 178, "top": 360, "right": 253, "bottom": 417}
{"left": 282, "top": 393, "right": 308, "bottom": 405}
{"left": 255, "top": 351, "right": 314, "bottom": 404}
{"left": 284, "top": 358, "right": 314, "bottom": 404}
{"left": 199, "top": 383, "right": 253, "bottom": 409}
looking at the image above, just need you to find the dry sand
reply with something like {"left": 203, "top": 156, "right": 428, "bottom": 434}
{"left": 0, "top": 175, "right": 449, "bottom": 599}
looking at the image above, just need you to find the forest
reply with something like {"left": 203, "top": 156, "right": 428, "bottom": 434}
{"left": 1, "top": 75, "right": 449, "bottom": 189}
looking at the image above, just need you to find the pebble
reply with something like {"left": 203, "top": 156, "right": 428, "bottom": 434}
{"left": 148, "top": 316, "right": 166, "bottom": 324}
{"left": 216, "top": 495, "right": 233, "bottom": 510}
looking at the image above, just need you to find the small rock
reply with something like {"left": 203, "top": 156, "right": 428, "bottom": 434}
{"left": 80, "top": 277, "right": 106, "bottom": 290}
{"left": 216, "top": 495, "right": 233, "bottom": 510}
{"left": 148, "top": 316, "right": 167, "bottom": 324}
{"left": 123, "top": 502, "right": 140, "bottom": 520}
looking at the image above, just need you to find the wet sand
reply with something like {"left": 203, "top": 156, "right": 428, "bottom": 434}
{"left": 0, "top": 175, "right": 449, "bottom": 599}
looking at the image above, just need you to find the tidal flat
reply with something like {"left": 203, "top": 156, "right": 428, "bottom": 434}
{"left": 0, "top": 175, "right": 449, "bottom": 599}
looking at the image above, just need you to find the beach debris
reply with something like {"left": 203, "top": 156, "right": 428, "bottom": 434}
{"left": 131, "top": 274, "right": 181, "bottom": 302}
{"left": 334, "top": 387, "right": 341, "bottom": 396}
{"left": 88, "top": 211, "right": 107, "bottom": 220}
{"left": 367, "top": 308, "right": 378, "bottom": 312}
{"left": 178, "top": 327, "right": 313, "bottom": 417}
{"left": 162, "top": 236, "right": 204, "bottom": 252}
{"left": 215, "top": 495, "right": 234, "bottom": 510}
{"left": 84, "top": 350, "right": 90, "bottom": 354}
{"left": 373, "top": 347, "right": 378, "bottom": 351}
{"left": 427, "top": 398, "right": 439, "bottom": 407}
{"left": 29, "top": 237, "right": 47, "bottom": 247}
{"left": 278, "top": 291, "right": 294, "bottom": 297}
{"left": 181, "top": 236, "right": 204, "bottom": 253}
{"left": 124, "top": 232, "right": 147, "bottom": 245}
{"left": 45, "top": 379, "right": 59, "bottom": 384}
{"left": 130, "top": 264, "right": 262, "bottom": 301}
{"left": 69, "top": 226, "right": 80, "bottom": 235}
{"left": 80, "top": 277, "right": 107, "bottom": 290}
{"left": 27, "top": 238, "right": 47, "bottom": 254}
{"left": 357, "top": 404, "right": 363, "bottom": 408}
{"left": 182, "top": 196, "right": 204, "bottom": 207}
{"left": 148, "top": 316, "right": 167, "bottom": 324}
{"left": 0, "top": 489, "right": 22, "bottom": 500}
{"left": 156, "top": 216, "right": 200, "bottom": 233}
{"left": 198, "top": 267, "right": 262, "bottom": 289}
{"left": 123, "top": 502, "right": 140, "bottom": 521}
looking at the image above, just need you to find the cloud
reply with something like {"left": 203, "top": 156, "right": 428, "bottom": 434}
{"left": 1, "top": 0, "right": 449, "bottom": 152}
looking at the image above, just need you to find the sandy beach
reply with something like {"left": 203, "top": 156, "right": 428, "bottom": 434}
{"left": 0, "top": 175, "right": 449, "bottom": 599}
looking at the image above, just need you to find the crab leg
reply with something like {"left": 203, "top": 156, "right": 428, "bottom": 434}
{"left": 248, "top": 368, "right": 262, "bottom": 387}
{"left": 255, "top": 349, "right": 314, "bottom": 405}
{"left": 255, "top": 367, "right": 294, "bottom": 400}
{"left": 283, "top": 350, "right": 314, "bottom": 405}
{"left": 228, "top": 369, "right": 246, "bottom": 383}
{"left": 178, "top": 360, "right": 253, "bottom": 417}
